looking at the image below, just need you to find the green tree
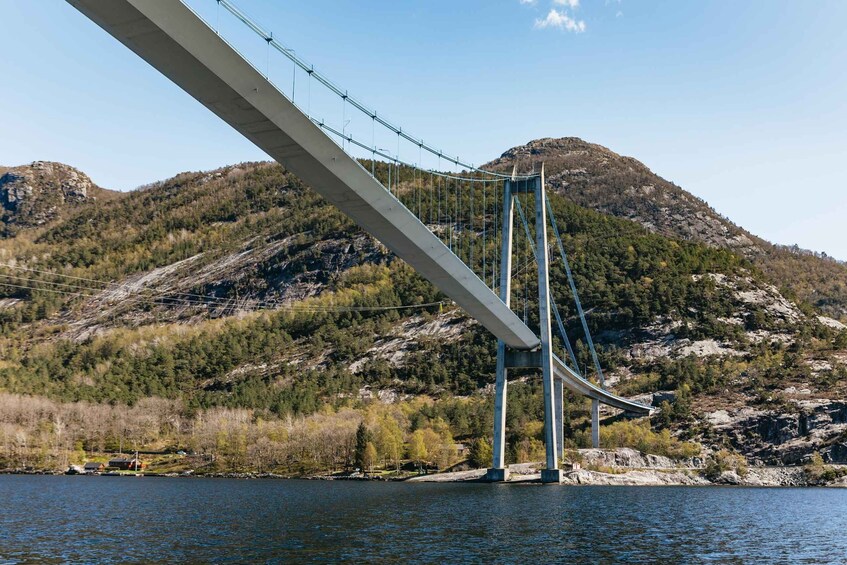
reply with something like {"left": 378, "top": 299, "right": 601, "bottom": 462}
{"left": 374, "top": 415, "right": 404, "bottom": 470}
{"left": 469, "top": 438, "right": 493, "bottom": 469}
{"left": 363, "top": 442, "right": 378, "bottom": 475}
{"left": 407, "top": 429, "right": 427, "bottom": 472}
{"left": 422, "top": 425, "right": 452, "bottom": 469}
{"left": 835, "top": 330, "right": 847, "bottom": 349}
{"left": 353, "top": 421, "right": 372, "bottom": 471}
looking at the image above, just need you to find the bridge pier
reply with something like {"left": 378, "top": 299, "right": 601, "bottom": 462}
{"left": 488, "top": 173, "right": 563, "bottom": 483}
{"left": 534, "top": 172, "right": 560, "bottom": 481}
{"left": 591, "top": 399, "right": 601, "bottom": 448}
{"left": 556, "top": 379, "right": 564, "bottom": 460}
{"left": 490, "top": 340, "right": 509, "bottom": 476}
{"left": 488, "top": 171, "right": 514, "bottom": 481}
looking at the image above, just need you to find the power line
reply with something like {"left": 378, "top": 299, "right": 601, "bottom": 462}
{"left": 0, "top": 266, "right": 448, "bottom": 315}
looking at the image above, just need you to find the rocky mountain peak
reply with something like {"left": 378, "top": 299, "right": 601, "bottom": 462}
{"left": 488, "top": 137, "right": 759, "bottom": 254}
{"left": 495, "top": 137, "right": 621, "bottom": 165}
{"left": 1, "top": 161, "right": 102, "bottom": 231}
{"left": 487, "top": 137, "right": 847, "bottom": 320}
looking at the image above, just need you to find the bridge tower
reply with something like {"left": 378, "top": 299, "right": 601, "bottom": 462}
{"left": 486, "top": 169, "right": 564, "bottom": 484}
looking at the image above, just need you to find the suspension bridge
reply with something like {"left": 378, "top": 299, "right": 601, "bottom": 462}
{"left": 66, "top": 0, "right": 651, "bottom": 482}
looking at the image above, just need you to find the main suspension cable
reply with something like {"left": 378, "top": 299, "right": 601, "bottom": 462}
{"left": 214, "top": 0, "right": 533, "bottom": 182}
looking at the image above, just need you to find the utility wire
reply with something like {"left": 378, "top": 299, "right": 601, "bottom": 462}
{"left": 0, "top": 267, "right": 448, "bottom": 314}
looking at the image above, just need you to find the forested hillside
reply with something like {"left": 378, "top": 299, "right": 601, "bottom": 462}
{"left": 1, "top": 138, "right": 845, "bottom": 475}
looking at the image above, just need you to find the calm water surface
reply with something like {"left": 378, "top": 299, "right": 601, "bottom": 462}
{"left": 1, "top": 475, "right": 845, "bottom": 563}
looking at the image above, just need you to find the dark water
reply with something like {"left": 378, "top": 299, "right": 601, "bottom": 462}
{"left": 1, "top": 476, "right": 845, "bottom": 564}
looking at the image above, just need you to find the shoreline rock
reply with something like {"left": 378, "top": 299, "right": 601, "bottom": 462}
{"left": 4, "top": 452, "right": 846, "bottom": 487}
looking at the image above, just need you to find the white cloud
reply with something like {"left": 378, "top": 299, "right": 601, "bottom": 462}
{"left": 519, "top": 0, "right": 537, "bottom": 4}
{"left": 553, "top": 0, "right": 580, "bottom": 8}
{"left": 534, "top": 8, "right": 586, "bottom": 32}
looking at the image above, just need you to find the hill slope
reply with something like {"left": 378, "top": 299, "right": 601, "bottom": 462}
{"left": 0, "top": 141, "right": 845, "bottom": 472}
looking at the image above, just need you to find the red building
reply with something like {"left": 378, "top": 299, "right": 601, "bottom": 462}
{"left": 108, "top": 457, "right": 146, "bottom": 470}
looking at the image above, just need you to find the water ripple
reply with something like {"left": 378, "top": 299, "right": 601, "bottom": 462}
{"left": 1, "top": 477, "right": 845, "bottom": 563}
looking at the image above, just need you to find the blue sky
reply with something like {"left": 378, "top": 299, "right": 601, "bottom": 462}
{"left": 1, "top": 0, "right": 845, "bottom": 259}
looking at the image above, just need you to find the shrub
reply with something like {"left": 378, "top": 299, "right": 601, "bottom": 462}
{"left": 803, "top": 451, "right": 847, "bottom": 484}
{"left": 515, "top": 438, "right": 546, "bottom": 463}
{"left": 600, "top": 419, "right": 701, "bottom": 460}
{"left": 562, "top": 448, "right": 584, "bottom": 465}
{"left": 704, "top": 449, "right": 748, "bottom": 480}
{"left": 835, "top": 330, "right": 847, "bottom": 350}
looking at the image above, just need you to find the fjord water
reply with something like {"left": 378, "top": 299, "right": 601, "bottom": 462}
{"left": 1, "top": 476, "right": 844, "bottom": 563}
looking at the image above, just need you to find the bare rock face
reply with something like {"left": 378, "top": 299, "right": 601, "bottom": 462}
{"left": 580, "top": 447, "right": 704, "bottom": 470}
{"left": 1, "top": 161, "right": 98, "bottom": 231}
{"left": 705, "top": 400, "right": 847, "bottom": 465}
{"left": 713, "top": 470, "right": 742, "bottom": 485}
{"left": 581, "top": 448, "right": 670, "bottom": 469}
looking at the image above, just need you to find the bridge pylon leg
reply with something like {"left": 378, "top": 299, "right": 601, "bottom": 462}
{"left": 591, "top": 399, "right": 600, "bottom": 448}
{"left": 555, "top": 379, "right": 564, "bottom": 461}
{"left": 487, "top": 340, "right": 510, "bottom": 482}
{"left": 487, "top": 177, "right": 515, "bottom": 483}
{"left": 535, "top": 173, "right": 562, "bottom": 484}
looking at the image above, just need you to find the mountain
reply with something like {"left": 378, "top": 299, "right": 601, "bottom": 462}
{"left": 486, "top": 138, "right": 847, "bottom": 321}
{"left": 0, "top": 140, "right": 845, "bottom": 475}
{"left": 0, "top": 161, "right": 117, "bottom": 236}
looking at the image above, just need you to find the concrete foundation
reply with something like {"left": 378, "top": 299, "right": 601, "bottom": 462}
{"left": 485, "top": 468, "right": 511, "bottom": 482}
{"left": 541, "top": 469, "right": 564, "bottom": 484}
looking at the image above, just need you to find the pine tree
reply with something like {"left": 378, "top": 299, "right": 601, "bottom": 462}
{"left": 353, "top": 422, "right": 371, "bottom": 472}
{"left": 469, "top": 438, "right": 493, "bottom": 469}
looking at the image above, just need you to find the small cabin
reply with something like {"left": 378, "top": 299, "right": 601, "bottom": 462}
{"left": 108, "top": 457, "right": 145, "bottom": 470}
{"left": 84, "top": 462, "right": 105, "bottom": 473}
